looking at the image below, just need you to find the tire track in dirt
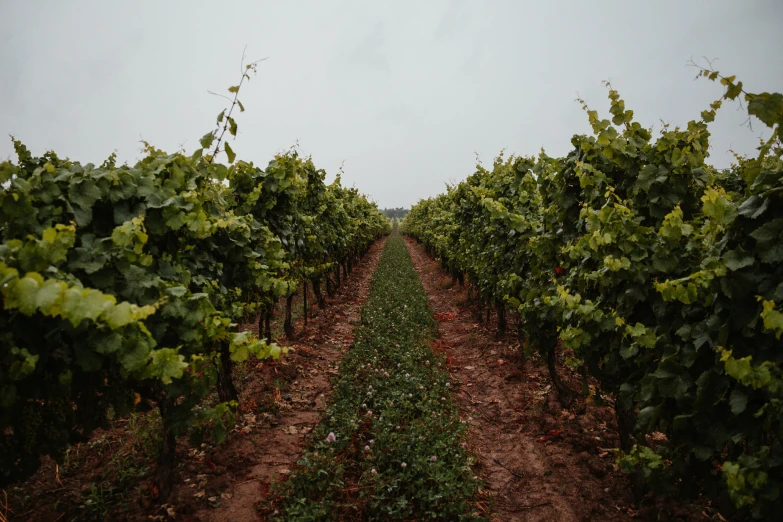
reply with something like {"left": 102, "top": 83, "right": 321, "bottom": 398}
{"left": 188, "top": 238, "right": 387, "bottom": 522}
{"left": 405, "top": 237, "right": 640, "bottom": 522}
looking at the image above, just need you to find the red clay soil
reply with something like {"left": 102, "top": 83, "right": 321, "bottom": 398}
{"left": 405, "top": 237, "right": 722, "bottom": 522}
{"left": 5, "top": 238, "right": 385, "bottom": 522}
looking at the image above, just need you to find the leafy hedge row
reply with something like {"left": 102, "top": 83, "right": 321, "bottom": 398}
{"left": 274, "top": 234, "right": 481, "bottom": 521}
{"left": 402, "top": 70, "right": 783, "bottom": 519}
{"left": 0, "top": 79, "right": 389, "bottom": 494}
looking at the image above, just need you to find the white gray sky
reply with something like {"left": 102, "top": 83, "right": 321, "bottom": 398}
{"left": 1, "top": 1, "right": 781, "bottom": 208}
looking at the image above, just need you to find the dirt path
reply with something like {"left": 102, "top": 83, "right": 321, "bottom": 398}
{"left": 405, "top": 237, "right": 645, "bottom": 522}
{"left": 188, "top": 239, "right": 386, "bottom": 522}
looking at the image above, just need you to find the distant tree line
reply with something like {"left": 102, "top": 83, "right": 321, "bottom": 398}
{"left": 382, "top": 207, "right": 409, "bottom": 220}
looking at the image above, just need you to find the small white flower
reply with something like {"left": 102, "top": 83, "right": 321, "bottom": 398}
{"left": 445, "top": 383, "right": 450, "bottom": 387}
{"left": 401, "top": 462, "right": 407, "bottom": 468}
{"left": 364, "top": 445, "right": 370, "bottom": 451}
{"left": 369, "top": 439, "right": 374, "bottom": 444}
{"left": 408, "top": 393, "right": 413, "bottom": 398}
{"left": 325, "top": 432, "right": 336, "bottom": 443}
{"left": 366, "top": 410, "right": 373, "bottom": 416}
{"left": 371, "top": 468, "right": 377, "bottom": 475}
{"left": 430, "top": 456, "right": 437, "bottom": 462}
{"left": 362, "top": 403, "right": 367, "bottom": 408}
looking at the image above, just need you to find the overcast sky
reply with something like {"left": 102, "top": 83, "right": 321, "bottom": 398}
{"left": 1, "top": 1, "right": 781, "bottom": 208}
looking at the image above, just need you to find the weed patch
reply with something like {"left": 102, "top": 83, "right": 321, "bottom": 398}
{"left": 271, "top": 234, "right": 483, "bottom": 520}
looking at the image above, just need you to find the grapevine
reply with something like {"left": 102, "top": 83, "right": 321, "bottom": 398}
{"left": 0, "top": 63, "right": 389, "bottom": 497}
{"left": 403, "top": 70, "right": 783, "bottom": 518}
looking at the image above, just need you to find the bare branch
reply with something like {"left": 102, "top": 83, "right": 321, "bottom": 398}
{"left": 207, "top": 90, "right": 234, "bottom": 103}
{"left": 205, "top": 49, "right": 268, "bottom": 165}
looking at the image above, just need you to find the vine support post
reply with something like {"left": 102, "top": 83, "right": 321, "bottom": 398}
{"left": 156, "top": 395, "right": 178, "bottom": 502}
{"left": 515, "top": 312, "right": 526, "bottom": 365}
{"left": 495, "top": 299, "right": 506, "bottom": 339}
{"left": 264, "top": 311, "right": 272, "bottom": 344}
{"left": 312, "top": 278, "right": 326, "bottom": 309}
{"left": 258, "top": 305, "right": 274, "bottom": 344}
{"left": 546, "top": 339, "right": 573, "bottom": 408}
{"left": 284, "top": 294, "right": 294, "bottom": 338}
{"left": 325, "top": 274, "right": 335, "bottom": 298}
{"left": 216, "top": 340, "right": 238, "bottom": 403}
{"left": 303, "top": 282, "right": 308, "bottom": 326}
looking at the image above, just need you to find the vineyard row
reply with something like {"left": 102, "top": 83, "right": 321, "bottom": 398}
{"left": 0, "top": 71, "right": 390, "bottom": 497}
{"left": 402, "top": 70, "right": 783, "bottom": 519}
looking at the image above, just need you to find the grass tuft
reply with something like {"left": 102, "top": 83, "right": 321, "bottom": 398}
{"left": 272, "top": 234, "right": 483, "bottom": 520}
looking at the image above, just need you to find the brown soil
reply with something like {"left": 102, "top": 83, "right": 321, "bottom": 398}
{"left": 404, "top": 237, "right": 722, "bottom": 522}
{"left": 5, "top": 239, "right": 385, "bottom": 522}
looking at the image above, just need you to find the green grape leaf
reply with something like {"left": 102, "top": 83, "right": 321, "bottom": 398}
{"left": 746, "top": 92, "right": 783, "bottom": 128}
{"left": 224, "top": 142, "right": 236, "bottom": 164}
{"left": 729, "top": 388, "right": 748, "bottom": 415}
{"left": 722, "top": 248, "right": 755, "bottom": 271}
{"left": 145, "top": 348, "right": 187, "bottom": 384}
{"left": 200, "top": 132, "right": 215, "bottom": 149}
